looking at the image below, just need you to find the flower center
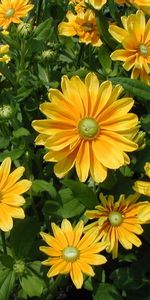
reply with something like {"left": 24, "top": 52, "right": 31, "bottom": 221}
{"left": 5, "top": 8, "right": 15, "bottom": 18}
{"left": 108, "top": 211, "right": 123, "bottom": 226}
{"left": 62, "top": 246, "right": 79, "bottom": 262}
{"left": 83, "top": 22, "right": 93, "bottom": 32}
{"left": 139, "top": 44, "right": 148, "bottom": 56}
{"left": 78, "top": 117, "right": 99, "bottom": 140}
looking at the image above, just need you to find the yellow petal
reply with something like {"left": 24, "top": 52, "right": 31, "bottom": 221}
{"left": 70, "top": 262, "right": 83, "bottom": 289}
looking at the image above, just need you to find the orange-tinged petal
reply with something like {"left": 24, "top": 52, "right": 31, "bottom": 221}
{"left": 51, "top": 223, "right": 68, "bottom": 248}
{"left": 40, "top": 232, "right": 64, "bottom": 250}
{"left": 73, "top": 220, "right": 84, "bottom": 247}
{"left": 76, "top": 261, "right": 95, "bottom": 276}
{"left": 0, "top": 203, "right": 13, "bottom": 231}
{"left": 0, "top": 157, "right": 11, "bottom": 190}
{"left": 109, "top": 24, "right": 127, "bottom": 42}
{"left": 39, "top": 246, "right": 61, "bottom": 257}
{"left": 2, "top": 166, "right": 25, "bottom": 192}
{"left": 80, "top": 253, "right": 107, "bottom": 265}
{"left": 5, "top": 179, "right": 32, "bottom": 194}
{"left": 70, "top": 262, "right": 83, "bottom": 289}
{"left": 47, "top": 260, "right": 68, "bottom": 277}
{"left": 75, "top": 141, "right": 90, "bottom": 182}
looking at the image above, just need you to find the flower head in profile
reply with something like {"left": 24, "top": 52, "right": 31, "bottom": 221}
{"left": 32, "top": 72, "right": 138, "bottom": 183}
{"left": 109, "top": 10, "right": 150, "bottom": 84}
{"left": 40, "top": 219, "right": 107, "bottom": 289}
{"left": 133, "top": 162, "right": 150, "bottom": 196}
{"left": 85, "top": 0, "right": 106, "bottom": 10}
{"left": 0, "top": 157, "right": 32, "bottom": 231}
{"left": 85, "top": 193, "right": 150, "bottom": 258}
{"left": 0, "top": 0, "right": 34, "bottom": 28}
{"left": 58, "top": 9, "right": 102, "bottom": 47}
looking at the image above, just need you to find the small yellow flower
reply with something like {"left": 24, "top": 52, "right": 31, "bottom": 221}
{"left": 0, "top": 0, "right": 34, "bottom": 28}
{"left": 109, "top": 10, "right": 150, "bottom": 84}
{"left": 85, "top": 0, "right": 107, "bottom": 10}
{"left": 58, "top": 9, "right": 102, "bottom": 47}
{"left": 144, "top": 162, "right": 150, "bottom": 178}
{"left": 133, "top": 162, "right": 150, "bottom": 196}
{"left": 0, "top": 157, "right": 32, "bottom": 231}
{"left": 40, "top": 219, "right": 107, "bottom": 289}
{"left": 69, "top": 0, "right": 86, "bottom": 13}
{"left": 85, "top": 193, "right": 150, "bottom": 258}
{"left": 32, "top": 72, "right": 138, "bottom": 183}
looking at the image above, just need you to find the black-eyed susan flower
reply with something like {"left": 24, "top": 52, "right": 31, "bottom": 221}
{"left": 58, "top": 9, "right": 102, "bottom": 47}
{"left": 0, "top": 0, "right": 34, "bottom": 29}
{"left": 40, "top": 219, "right": 107, "bottom": 289}
{"left": 109, "top": 10, "right": 150, "bottom": 84}
{"left": 0, "top": 157, "right": 32, "bottom": 231}
{"left": 32, "top": 72, "right": 138, "bottom": 183}
{"left": 85, "top": 193, "right": 150, "bottom": 258}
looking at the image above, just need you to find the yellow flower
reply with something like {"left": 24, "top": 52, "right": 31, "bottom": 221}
{"left": 144, "top": 162, "right": 150, "bottom": 178}
{"left": 133, "top": 162, "right": 150, "bottom": 196}
{"left": 0, "top": 157, "right": 32, "bottom": 231}
{"left": 0, "top": 0, "right": 34, "bottom": 28}
{"left": 85, "top": 0, "right": 107, "bottom": 10}
{"left": 40, "top": 219, "right": 107, "bottom": 289}
{"left": 32, "top": 72, "right": 138, "bottom": 183}
{"left": 69, "top": 0, "right": 86, "bottom": 13}
{"left": 58, "top": 9, "right": 102, "bottom": 47}
{"left": 85, "top": 193, "right": 150, "bottom": 258}
{"left": 109, "top": 10, "right": 150, "bottom": 84}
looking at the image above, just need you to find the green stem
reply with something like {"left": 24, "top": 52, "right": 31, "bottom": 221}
{"left": 77, "top": 44, "right": 85, "bottom": 67}
{"left": 36, "top": 0, "right": 43, "bottom": 25}
{"left": 1, "top": 231, "right": 7, "bottom": 254}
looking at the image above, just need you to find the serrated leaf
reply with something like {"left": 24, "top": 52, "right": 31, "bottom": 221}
{"left": 61, "top": 179, "right": 98, "bottom": 209}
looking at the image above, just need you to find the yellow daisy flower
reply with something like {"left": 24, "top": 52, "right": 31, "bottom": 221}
{"left": 85, "top": 0, "right": 107, "bottom": 10}
{"left": 0, "top": 157, "right": 32, "bottom": 231}
{"left": 40, "top": 219, "right": 107, "bottom": 289}
{"left": 58, "top": 9, "right": 102, "bottom": 47}
{"left": 0, "top": 0, "right": 34, "bottom": 29}
{"left": 109, "top": 10, "right": 150, "bottom": 84}
{"left": 85, "top": 193, "right": 150, "bottom": 258}
{"left": 32, "top": 72, "right": 138, "bottom": 183}
{"left": 133, "top": 162, "right": 150, "bottom": 196}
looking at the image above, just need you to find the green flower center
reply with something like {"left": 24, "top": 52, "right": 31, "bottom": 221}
{"left": 139, "top": 44, "right": 148, "bottom": 56}
{"left": 62, "top": 246, "right": 79, "bottom": 262}
{"left": 5, "top": 8, "right": 15, "bottom": 18}
{"left": 108, "top": 211, "right": 123, "bottom": 226}
{"left": 78, "top": 117, "right": 99, "bottom": 140}
{"left": 83, "top": 22, "right": 93, "bottom": 32}
{"left": 13, "top": 260, "right": 25, "bottom": 274}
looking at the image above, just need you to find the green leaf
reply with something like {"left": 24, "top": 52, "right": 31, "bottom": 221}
{"left": 0, "top": 137, "right": 9, "bottom": 149}
{"left": 98, "top": 44, "right": 112, "bottom": 73}
{"left": 93, "top": 283, "right": 123, "bottom": 300}
{"left": 38, "top": 64, "right": 50, "bottom": 88}
{"left": 0, "top": 148, "right": 25, "bottom": 161}
{"left": 110, "top": 267, "right": 145, "bottom": 290}
{"left": 20, "top": 267, "right": 44, "bottom": 297}
{"left": 0, "top": 255, "right": 14, "bottom": 269}
{"left": 0, "top": 63, "right": 15, "bottom": 86}
{"left": 32, "top": 179, "right": 57, "bottom": 199}
{"left": 61, "top": 179, "right": 98, "bottom": 209}
{"left": 109, "top": 77, "right": 150, "bottom": 100}
{"left": 0, "top": 268, "right": 15, "bottom": 300}
{"left": 10, "top": 217, "right": 40, "bottom": 258}
{"left": 57, "top": 188, "right": 85, "bottom": 218}
{"left": 13, "top": 127, "right": 30, "bottom": 138}
{"left": 141, "top": 115, "right": 150, "bottom": 133}
{"left": 33, "top": 19, "right": 52, "bottom": 40}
